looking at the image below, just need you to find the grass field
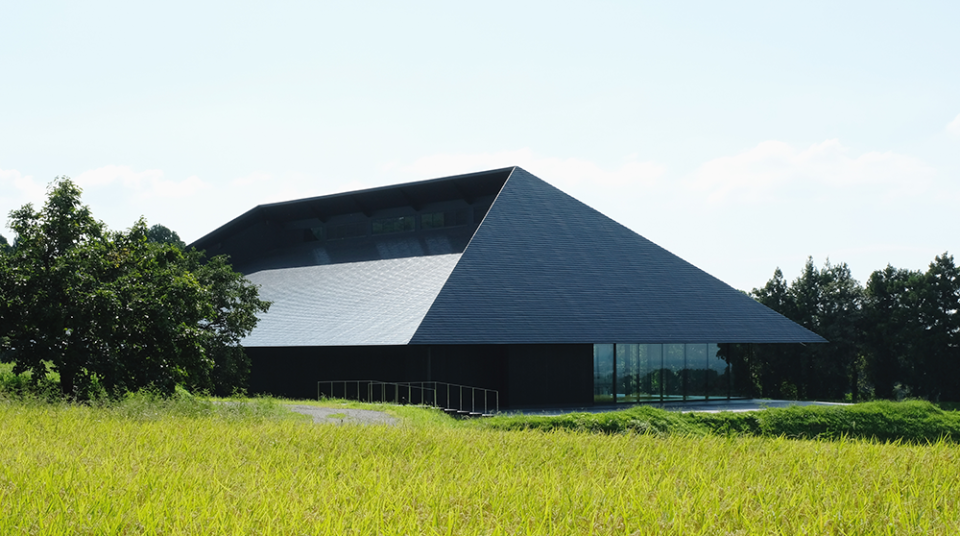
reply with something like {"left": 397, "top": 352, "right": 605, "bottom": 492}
{"left": 2, "top": 395, "right": 959, "bottom": 535}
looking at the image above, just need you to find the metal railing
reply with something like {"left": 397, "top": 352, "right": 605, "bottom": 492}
{"left": 317, "top": 380, "right": 498, "bottom": 415}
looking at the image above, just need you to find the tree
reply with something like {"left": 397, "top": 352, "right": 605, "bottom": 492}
{"left": 913, "top": 254, "right": 960, "bottom": 400}
{"left": 862, "top": 254, "right": 960, "bottom": 401}
{"left": 811, "top": 261, "right": 864, "bottom": 401}
{"left": 0, "top": 177, "right": 270, "bottom": 398}
{"left": 0, "top": 178, "right": 107, "bottom": 395}
{"left": 750, "top": 258, "right": 864, "bottom": 401}
{"left": 0, "top": 233, "right": 9, "bottom": 252}
{"left": 146, "top": 224, "right": 186, "bottom": 248}
{"left": 750, "top": 268, "right": 804, "bottom": 398}
{"left": 862, "top": 265, "right": 923, "bottom": 399}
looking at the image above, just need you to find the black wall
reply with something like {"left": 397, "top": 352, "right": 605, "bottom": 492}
{"left": 505, "top": 344, "right": 593, "bottom": 407}
{"left": 245, "top": 344, "right": 593, "bottom": 408}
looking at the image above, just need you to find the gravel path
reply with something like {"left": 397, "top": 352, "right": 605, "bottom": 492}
{"left": 288, "top": 405, "right": 399, "bottom": 426}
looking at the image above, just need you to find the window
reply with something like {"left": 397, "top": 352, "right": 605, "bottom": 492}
{"left": 593, "top": 344, "right": 614, "bottom": 403}
{"left": 421, "top": 212, "right": 445, "bottom": 229}
{"left": 423, "top": 210, "right": 469, "bottom": 229}
{"left": 593, "top": 343, "right": 739, "bottom": 403}
{"left": 372, "top": 216, "right": 415, "bottom": 235}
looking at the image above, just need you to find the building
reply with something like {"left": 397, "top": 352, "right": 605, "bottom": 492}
{"left": 191, "top": 167, "right": 824, "bottom": 408}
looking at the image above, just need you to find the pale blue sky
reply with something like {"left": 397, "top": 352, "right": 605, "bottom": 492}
{"left": 2, "top": 1, "right": 958, "bottom": 290}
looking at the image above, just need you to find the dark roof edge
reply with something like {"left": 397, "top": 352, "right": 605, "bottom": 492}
{"left": 257, "top": 166, "right": 517, "bottom": 211}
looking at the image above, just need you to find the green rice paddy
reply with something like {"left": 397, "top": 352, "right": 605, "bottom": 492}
{"left": 1, "top": 397, "right": 958, "bottom": 535}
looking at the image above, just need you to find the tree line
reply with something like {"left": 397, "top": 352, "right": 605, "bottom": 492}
{"left": 736, "top": 254, "right": 960, "bottom": 402}
{"left": 0, "top": 178, "right": 269, "bottom": 399}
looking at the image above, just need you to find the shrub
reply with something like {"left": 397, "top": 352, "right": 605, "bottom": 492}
{"left": 481, "top": 400, "right": 960, "bottom": 444}
{"left": 752, "top": 400, "right": 960, "bottom": 442}
{"left": 481, "top": 405, "right": 704, "bottom": 435}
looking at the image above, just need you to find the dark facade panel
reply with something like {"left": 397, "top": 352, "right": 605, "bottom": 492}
{"left": 246, "top": 345, "right": 508, "bottom": 401}
{"left": 233, "top": 204, "right": 485, "bottom": 274}
{"left": 246, "top": 343, "right": 592, "bottom": 408}
{"left": 505, "top": 344, "right": 593, "bottom": 408}
{"left": 247, "top": 346, "right": 421, "bottom": 400}
{"left": 190, "top": 168, "right": 511, "bottom": 272}
{"left": 411, "top": 168, "right": 825, "bottom": 345}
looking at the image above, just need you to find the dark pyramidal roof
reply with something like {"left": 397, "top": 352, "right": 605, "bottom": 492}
{"left": 191, "top": 167, "right": 825, "bottom": 346}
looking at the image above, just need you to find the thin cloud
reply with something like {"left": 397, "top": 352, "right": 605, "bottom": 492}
{"left": 75, "top": 165, "right": 208, "bottom": 199}
{"left": 686, "top": 139, "right": 938, "bottom": 205}
{"left": 948, "top": 113, "right": 960, "bottom": 136}
{"left": 74, "top": 165, "right": 163, "bottom": 188}
{"left": 0, "top": 168, "right": 47, "bottom": 229}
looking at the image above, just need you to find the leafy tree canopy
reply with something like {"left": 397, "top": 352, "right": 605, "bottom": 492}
{"left": 0, "top": 177, "right": 270, "bottom": 398}
{"left": 746, "top": 253, "right": 960, "bottom": 402}
{"left": 747, "top": 258, "right": 864, "bottom": 401}
{"left": 146, "top": 223, "right": 186, "bottom": 248}
{"left": 863, "top": 253, "right": 960, "bottom": 401}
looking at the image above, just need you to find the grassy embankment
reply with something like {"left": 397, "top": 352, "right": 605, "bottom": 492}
{"left": 2, "top": 388, "right": 960, "bottom": 535}
{"left": 483, "top": 399, "right": 960, "bottom": 442}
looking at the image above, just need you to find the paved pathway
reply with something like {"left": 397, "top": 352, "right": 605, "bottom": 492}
{"left": 288, "top": 405, "right": 399, "bottom": 426}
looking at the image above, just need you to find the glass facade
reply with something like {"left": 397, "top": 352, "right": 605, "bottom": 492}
{"left": 593, "top": 343, "right": 740, "bottom": 403}
{"left": 593, "top": 344, "right": 615, "bottom": 403}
